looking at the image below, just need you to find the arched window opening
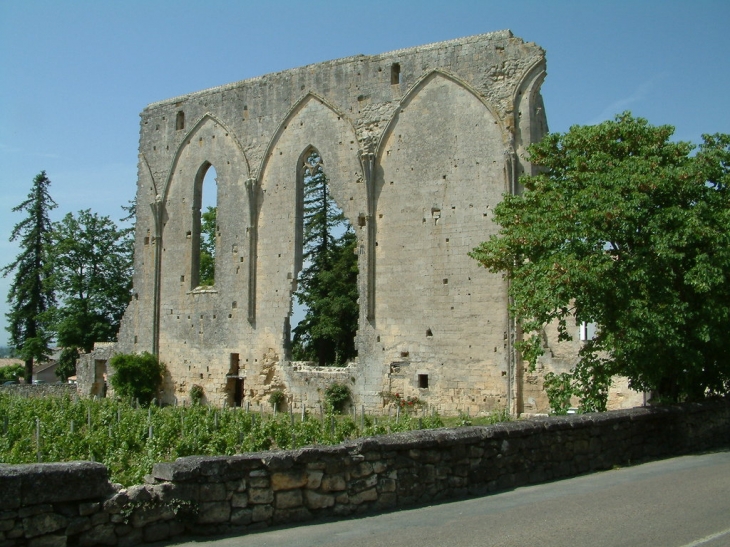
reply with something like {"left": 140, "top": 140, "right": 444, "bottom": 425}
{"left": 288, "top": 148, "right": 359, "bottom": 366}
{"left": 192, "top": 163, "right": 217, "bottom": 288}
{"left": 176, "top": 111, "right": 185, "bottom": 130}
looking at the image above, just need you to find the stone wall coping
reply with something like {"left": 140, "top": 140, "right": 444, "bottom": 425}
{"left": 0, "top": 461, "right": 114, "bottom": 510}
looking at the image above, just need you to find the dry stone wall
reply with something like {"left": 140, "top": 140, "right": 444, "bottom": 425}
{"left": 1, "top": 401, "right": 729, "bottom": 546}
{"left": 0, "top": 384, "right": 76, "bottom": 399}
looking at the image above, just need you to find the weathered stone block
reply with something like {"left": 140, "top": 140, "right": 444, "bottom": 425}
{"left": 273, "top": 507, "right": 311, "bottom": 525}
{"left": 78, "top": 523, "right": 116, "bottom": 546}
{"left": 230, "top": 507, "right": 252, "bottom": 526}
{"left": 65, "top": 516, "right": 91, "bottom": 536}
{"left": 275, "top": 490, "right": 303, "bottom": 510}
{"left": 251, "top": 505, "right": 273, "bottom": 523}
{"left": 350, "top": 462, "right": 373, "bottom": 479}
{"left": 303, "top": 490, "right": 335, "bottom": 510}
{"left": 350, "top": 488, "right": 378, "bottom": 505}
{"left": 226, "top": 478, "right": 246, "bottom": 492}
{"left": 23, "top": 513, "right": 67, "bottom": 538}
{"left": 152, "top": 460, "right": 199, "bottom": 482}
{"left": 351, "top": 474, "right": 377, "bottom": 493}
{"left": 77, "top": 502, "right": 99, "bottom": 517}
{"left": 306, "top": 470, "right": 323, "bottom": 490}
{"left": 28, "top": 534, "right": 67, "bottom": 547}
{"left": 197, "top": 502, "right": 230, "bottom": 524}
{"left": 131, "top": 504, "right": 173, "bottom": 528}
{"left": 89, "top": 511, "right": 109, "bottom": 526}
{"left": 19, "top": 505, "right": 53, "bottom": 518}
{"left": 248, "top": 489, "right": 274, "bottom": 505}
{"left": 1, "top": 463, "right": 111, "bottom": 509}
{"left": 377, "top": 478, "right": 396, "bottom": 493}
{"left": 143, "top": 521, "right": 170, "bottom": 543}
{"left": 375, "top": 492, "right": 398, "bottom": 509}
{"left": 7, "top": 524, "right": 24, "bottom": 538}
{"left": 199, "top": 483, "right": 227, "bottom": 502}
{"left": 114, "top": 523, "right": 133, "bottom": 536}
{"left": 271, "top": 471, "right": 307, "bottom": 491}
{"left": 372, "top": 461, "right": 388, "bottom": 474}
{"left": 231, "top": 492, "right": 248, "bottom": 508}
{"left": 320, "top": 475, "right": 346, "bottom": 492}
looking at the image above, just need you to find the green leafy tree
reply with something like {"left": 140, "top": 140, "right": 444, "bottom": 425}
{"left": 199, "top": 206, "right": 216, "bottom": 286}
{"left": 55, "top": 347, "right": 79, "bottom": 382}
{"left": 2, "top": 171, "right": 57, "bottom": 382}
{"left": 470, "top": 113, "right": 730, "bottom": 409}
{"left": 109, "top": 352, "right": 165, "bottom": 406}
{"left": 48, "top": 209, "right": 133, "bottom": 377}
{"left": 0, "top": 363, "right": 25, "bottom": 382}
{"left": 291, "top": 151, "right": 359, "bottom": 366}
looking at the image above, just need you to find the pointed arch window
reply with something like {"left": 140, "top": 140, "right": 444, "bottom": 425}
{"left": 288, "top": 147, "right": 359, "bottom": 365}
{"left": 191, "top": 162, "right": 217, "bottom": 288}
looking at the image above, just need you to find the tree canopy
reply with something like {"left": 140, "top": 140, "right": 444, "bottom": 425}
{"left": 2, "top": 171, "right": 57, "bottom": 382}
{"left": 470, "top": 113, "right": 730, "bottom": 409}
{"left": 291, "top": 150, "right": 359, "bottom": 366}
{"left": 49, "top": 209, "right": 133, "bottom": 352}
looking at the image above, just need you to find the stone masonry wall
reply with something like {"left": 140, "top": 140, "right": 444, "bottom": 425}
{"left": 1, "top": 400, "right": 728, "bottom": 546}
{"left": 115, "top": 30, "right": 556, "bottom": 416}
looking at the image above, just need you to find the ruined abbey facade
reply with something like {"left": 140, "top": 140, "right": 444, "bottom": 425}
{"left": 99, "top": 31, "right": 640, "bottom": 415}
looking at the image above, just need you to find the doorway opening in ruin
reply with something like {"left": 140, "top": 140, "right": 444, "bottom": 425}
{"left": 226, "top": 352, "right": 244, "bottom": 407}
{"left": 286, "top": 147, "right": 359, "bottom": 366}
{"left": 192, "top": 163, "right": 217, "bottom": 288}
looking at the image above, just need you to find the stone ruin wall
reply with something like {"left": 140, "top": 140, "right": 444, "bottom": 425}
{"left": 109, "top": 30, "right": 640, "bottom": 415}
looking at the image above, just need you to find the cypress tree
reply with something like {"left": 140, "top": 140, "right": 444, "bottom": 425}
{"left": 2, "top": 171, "right": 57, "bottom": 382}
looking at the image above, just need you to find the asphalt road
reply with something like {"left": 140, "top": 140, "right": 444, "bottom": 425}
{"left": 160, "top": 451, "right": 730, "bottom": 547}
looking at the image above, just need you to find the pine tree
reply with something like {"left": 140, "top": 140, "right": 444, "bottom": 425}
{"left": 2, "top": 171, "right": 57, "bottom": 382}
{"left": 291, "top": 150, "right": 359, "bottom": 366}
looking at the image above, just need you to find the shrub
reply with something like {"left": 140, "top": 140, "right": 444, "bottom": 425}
{"left": 325, "top": 382, "right": 351, "bottom": 413}
{"left": 0, "top": 363, "right": 24, "bottom": 383}
{"left": 109, "top": 352, "right": 165, "bottom": 406}
{"left": 268, "top": 390, "right": 285, "bottom": 410}
{"left": 189, "top": 384, "right": 204, "bottom": 405}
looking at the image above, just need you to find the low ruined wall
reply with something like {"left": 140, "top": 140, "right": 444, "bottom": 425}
{"left": 1, "top": 400, "right": 728, "bottom": 546}
{"left": 0, "top": 384, "right": 77, "bottom": 398}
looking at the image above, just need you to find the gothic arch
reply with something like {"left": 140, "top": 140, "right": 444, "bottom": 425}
{"left": 252, "top": 92, "right": 365, "bottom": 344}
{"left": 162, "top": 113, "right": 250, "bottom": 203}
{"left": 375, "top": 69, "right": 509, "bottom": 161}
{"left": 372, "top": 65, "right": 510, "bottom": 380}
{"left": 512, "top": 58, "right": 548, "bottom": 181}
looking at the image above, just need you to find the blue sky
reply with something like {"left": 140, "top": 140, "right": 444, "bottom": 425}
{"left": 1, "top": 0, "right": 729, "bottom": 347}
